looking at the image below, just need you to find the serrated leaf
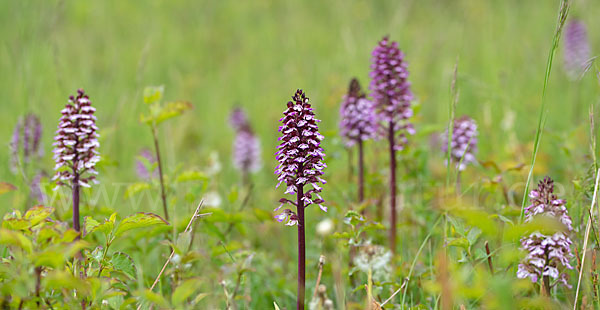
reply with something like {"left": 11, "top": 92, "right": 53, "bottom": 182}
{"left": 175, "top": 171, "right": 208, "bottom": 183}
{"left": 24, "top": 206, "right": 54, "bottom": 226}
{"left": 0, "top": 182, "right": 16, "bottom": 195}
{"left": 84, "top": 213, "right": 115, "bottom": 237}
{"left": 124, "top": 183, "right": 151, "bottom": 199}
{"left": 172, "top": 278, "right": 200, "bottom": 306}
{"left": 143, "top": 86, "right": 164, "bottom": 105}
{"left": 2, "top": 218, "right": 31, "bottom": 230}
{"left": 111, "top": 252, "right": 136, "bottom": 279}
{"left": 114, "top": 213, "right": 168, "bottom": 238}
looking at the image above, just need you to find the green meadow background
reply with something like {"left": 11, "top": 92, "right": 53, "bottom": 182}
{"left": 0, "top": 0, "right": 599, "bottom": 308}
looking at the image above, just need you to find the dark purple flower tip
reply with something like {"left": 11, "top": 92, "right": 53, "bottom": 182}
{"left": 274, "top": 89, "right": 327, "bottom": 223}
{"left": 52, "top": 89, "right": 100, "bottom": 188}
{"left": 441, "top": 115, "right": 478, "bottom": 171}
{"left": 369, "top": 36, "right": 415, "bottom": 150}
{"left": 339, "top": 78, "right": 377, "bottom": 147}
{"left": 229, "top": 106, "right": 250, "bottom": 132}
{"left": 517, "top": 176, "right": 574, "bottom": 288}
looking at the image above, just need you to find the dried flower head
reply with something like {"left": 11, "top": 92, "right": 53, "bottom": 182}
{"left": 441, "top": 115, "right": 478, "bottom": 171}
{"left": 52, "top": 89, "right": 100, "bottom": 188}
{"left": 339, "top": 78, "right": 377, "bottom": 147}
{"left": 274, "top": 90, "right": 326, "bottom": 225}
{"left": 517, "top": 177, "right": 574, "bottom": 288}
{"left": 354, "top": 244, "right": 392, "bottom": 282}
{"left": 370, "top": 36, "right": 415, "bottom": 150}
{"left": 563, "top": 19, "right": 591, "bottom": 80}
{"left": 9, "top": 114, "right": 43, "bottom": 173}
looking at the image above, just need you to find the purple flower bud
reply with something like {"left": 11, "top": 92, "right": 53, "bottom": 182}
{"left": 229, "top": 107, "right": 249, "bottom": 132}
{"left": 563, "top": 19, "right": 591, "bottom": 80}
{"left": 339, "top": 78, "right": 377, "bottom": 147}
{"left": 52, "top": 89, "right": 100, "bottom": 188}
{"left": 370, "top": 36, "right": 415, "bottom": 150}
{"left": 274, "top": 90, "right": 326, "bottom": 225}
{"left": 441, "top": 116, "right": 478, "bottom": 171}
{"left": 136, "top": 148, "right": 157, "bottom": 180}
{"left": 517, "top": 177, "right": 574, "bottom": 288}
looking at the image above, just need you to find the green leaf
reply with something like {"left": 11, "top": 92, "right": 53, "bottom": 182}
{"left": 0, "top": 229, "right": 33, "bottom": 253}
{"left": 84, "top": 213, "right": 116, "bottom": 237}
{"left": 124, "top": 183, "right": 151, "bottom": 199}
{"left": 2, "top": 218, "right": 31, "bottom": 231}
{"left": 114, "top": 213, "right": 168, "bottom": 238}
{"left": 447, "top": 237, "right": 470, "bottom": 251}
{"left": 172, "top": 278, "right": 201, "bottom": 306}
{"left": 24, "top": 206, "right": 54, "bottom": 226}
{"left": 111, "top": 252, "right": 137, "bottom": 279}
{"left": 138, "top": 289, "right": 170, "bottom": 308}
{"left": 153, "top": 101, "right": 193, "bottom": 125}
{"left": 0, "top": 182, "right": 16, "bottom": 195}
{"left": 175, "top": 170, "right": 208, "bottom": 183}
{"left": 143, "top": 86, "right": 164, "bottom": 105}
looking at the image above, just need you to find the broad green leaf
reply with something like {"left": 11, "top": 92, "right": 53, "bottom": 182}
{"left": 111, "top": 252, "right": 136, "bottom": 279}
{"left": 175, "top": 170, "right": 208, "bottom": 183}
{"left": 114, "top": 213, "right": 168, "bottom": 237}
{"left": 124, "top": 183, "right": 151, "bottom": 199}
{"left": 175, "top": 230, "right": 192, "bottom": 254}
{"left": 2, "top": 218, "right": 30, "bottom": 231}
{"left": 0, "top": 229, "right": 33, "bottom": 253}
{"left": 24, "top": 206, "right": 54, "bottom": 226}
{"left": 60, "top": 229, "right": 82, "bottom": 243}
{"left": 143, "top": 86, "right": 164, "bottom": 105}
{"left": 34, "top": 249, "right": 66, "bottom": 268}
{"left": 44, "top": 270, "right": 90, "bottom": 296}
{"left": 138, "top": 289, "right": 170, "bottom": 308}
{"left": 447, "top": 237, "right": 470, "bottom": 251}
{"left": 172, "top": 278, "right": 200, "bottom": 306}
{"left": 83, "top": 214, "right": 115, "bottom": 237}
{"left": 153, "top": 101, "right": 193, "bottom": 125}
{"left": 0, "top": 182, "right": 16, "bottom": 195}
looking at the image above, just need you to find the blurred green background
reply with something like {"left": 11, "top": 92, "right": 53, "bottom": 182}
{"left": 0, "top": 0, "right": 599, "bottom": 307}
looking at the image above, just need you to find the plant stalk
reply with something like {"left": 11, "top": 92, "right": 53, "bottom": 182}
{"left": 151, "top": 126, "right": 169, "bottom": 221}
{"left": 358, "top": 139, "right": 365, "bottom": 204}
{"left": 388, "top": 121, "right": 397, "bottom": 254}
{"left": 297, "top": 185, "right": 306, "bottom": 310}
{"left": 72, "top": 172, "right": 80, "bottom": 233}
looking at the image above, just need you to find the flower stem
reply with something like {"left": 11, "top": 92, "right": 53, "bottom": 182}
{"left": 358, "top": 139, "right": 365, "bottom": 204}
{"left": 151, "top": 126, "right": 169, "bottom": 221}
{"left": 297, "top": 185, "right": 306, "bottom": 310}
{"left": 72, "top": 172, "right": 80, "bottom": 234}
{"left": 388, "top": 121, "right": 397, "bottom": 254}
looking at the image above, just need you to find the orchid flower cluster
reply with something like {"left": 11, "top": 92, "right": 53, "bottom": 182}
{"left": 442, "top": 115, "right": 478, "bottom": 171}
{"left": 229, "top": 107, "right": 262, "bottom": 179}
{"left": 517, "top": 176, "right": 574, "bottom": 288}
{"left": 274, "top": 89, "right": 326, "bottom": 226}
{"left": 52, "top": 89, "right": 100, "bottom": 189}
{"left": 9, "top": 113, "right": 43, "bottom": 174}
{"left": 370, "top": 36, "right": 415, "bottom": 150}
{"left": 563, "top": 19, "right": 590, "bottom": 80}
{"left": 339, "top": 78, "right": 377, "bottom": 147}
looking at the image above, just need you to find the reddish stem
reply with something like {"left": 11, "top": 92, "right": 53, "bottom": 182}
{"left": 388, "top": 121, "right": 397, "bottom": 254}
{"left": 73, "top": 172, "right": 80, "bottom": 234}
{"left": 152, "top": 126, "right": 169, "bottom": 221}
{"left": 358, "top": 139, "right": 365, "bottom": 204}
{"left": 297, "top": 185, "right": 306, "bottom": 310}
